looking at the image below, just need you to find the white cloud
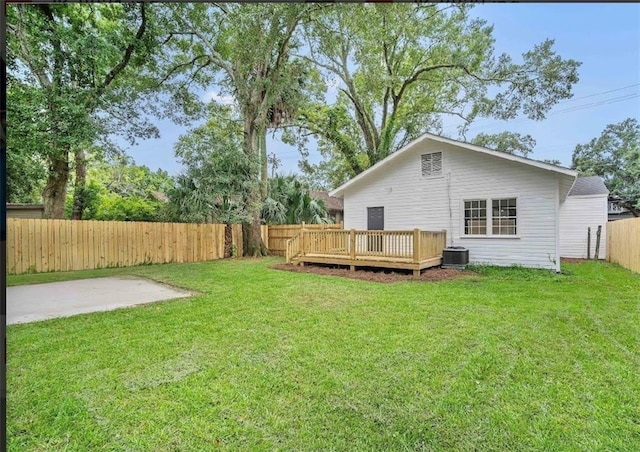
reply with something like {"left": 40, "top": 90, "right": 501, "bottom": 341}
{"left": 201, "top": 91, "right": 235, "bottom": 105}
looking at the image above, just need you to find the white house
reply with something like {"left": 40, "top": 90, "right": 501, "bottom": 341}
{"left": 329, "top": 133, "right": 581, "bottom": 272}
{"left": 559, "top": 176, "right": 608, "bottom": 259}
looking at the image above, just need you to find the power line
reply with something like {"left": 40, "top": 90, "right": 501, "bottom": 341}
{"left": 442, "top": 83, "right": 640, "bottom": 133}
{"left": 449, "top": 91, "right": 639, "bottom": 135}
{"left": 551, "top": 93, "right": 639, "bottom": 114}
{"left": 556, "top": 83, "right": 639, "bottom": 104}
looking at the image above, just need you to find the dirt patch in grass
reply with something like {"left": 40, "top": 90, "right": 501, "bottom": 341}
{"left": 561, "top": 258, "right": 591, "bottom": 264}
{"left": 271, "top": 262, "right": 474, "bottom": 283}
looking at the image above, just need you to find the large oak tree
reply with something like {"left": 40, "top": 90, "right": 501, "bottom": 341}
{"left": 7, "top": 3, "right": 160, "bottom": 218}
{"left": 293, "top": 4, "right": 581, "bottom": 187}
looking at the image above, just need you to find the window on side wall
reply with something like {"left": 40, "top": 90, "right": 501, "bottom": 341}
{"left": 464, "top": 200, "right": 487, "bottom": 235}
{"left": 463, "top": 197, "right": 517, "bottom": 236}
{"left": 492, "top": 198, "right": 517, "bottom": 235}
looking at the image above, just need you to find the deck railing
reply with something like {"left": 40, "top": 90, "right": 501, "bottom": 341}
{"left": 285, "top": 233, "right": 302, "bottom": 263}
{"left": 286, "top": 228, "right": 447, "bottom": 264}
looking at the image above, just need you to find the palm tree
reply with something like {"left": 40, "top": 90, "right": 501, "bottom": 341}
{"left": 262, "top": 175, "right": 332, "bottom": 225}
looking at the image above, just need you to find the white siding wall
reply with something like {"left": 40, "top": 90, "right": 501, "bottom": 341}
{"left": 559, "top": 195, "right": 608, "bottom": 259}
{"left": 343, "top": 141, "right": 562, "bottom": 269}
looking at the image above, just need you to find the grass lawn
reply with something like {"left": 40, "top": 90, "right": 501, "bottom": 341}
{"left": 7, "top": 258, "right": 640, "bottom": 450}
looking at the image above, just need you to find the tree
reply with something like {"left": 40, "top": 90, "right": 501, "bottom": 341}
{"left": 64, "top": 156, "right": 175, "bottom": 221}
{"left": 6, "top": 85, "right": 48, "bottom": 203}
{"left": 7, "top": 3, "right": 161, "bottom": 218}
{"left": 572, "top": 118, "right": 639, "bottom": 216}
{"left": 471, "top": 132, "right": 536, "bottom": 158}
{"left": 168, "top": 105, "right": 259, "bottom": 257}
{"left": 262, "top": 175, "right": 331, "bottom": 225}
{"left": 291, "top": 4, "right": 580, "bottom": 188}
{"left": 156, "top": 3, "right": 321, "bottom": 256}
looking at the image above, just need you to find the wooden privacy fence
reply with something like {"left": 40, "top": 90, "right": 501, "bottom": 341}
{"left": 607, "top": 217, "right": 640, "bottom": 273}
{"left": 6, "top": 219, "right": 268, "bottom": 275}
{"left": 267, "top": 222, "right": 343, "bottom": 256}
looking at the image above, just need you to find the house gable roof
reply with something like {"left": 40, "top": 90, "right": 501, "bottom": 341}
{"left": 329, "top": 132, "right": 578, "bottom": 200}
{"left": 568, "top": 176, "right": 609, "bottom": 196}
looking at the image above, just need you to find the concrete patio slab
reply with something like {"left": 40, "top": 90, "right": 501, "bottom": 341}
{"left": 7, "top": 277, "right": 192, "bottom": 325}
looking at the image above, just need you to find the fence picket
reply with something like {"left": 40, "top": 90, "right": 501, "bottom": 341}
{"left": 607, "top": 217, "right": 640, "bottom": 273}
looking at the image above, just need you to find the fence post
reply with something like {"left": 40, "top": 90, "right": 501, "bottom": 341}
{"left": 595, "top": 225, "right": 602, "bottom": 260}
{"left": 587, "top": 227, "right": 591, "bottom": 260}
{"left": 413, "top": 228, "right": 421, "bottom": 263}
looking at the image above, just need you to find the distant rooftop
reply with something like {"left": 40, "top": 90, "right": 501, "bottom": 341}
{"left": 568, "top": 176, "right": 609, "bottom": 196}
{"left": 309, "top": 191, "right": 344, "bottom": 211}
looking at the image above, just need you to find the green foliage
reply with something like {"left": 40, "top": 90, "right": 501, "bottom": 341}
{"left": 572, "top": 118, "right": 640, "bottom": 215}
{"left": 156, "top": 4, "right": 328, "bottom": 255}
{"left": 89, "top": 156, "right": 175, "bottom": 199}
{"left": 167, "top": 106, "right": 258, "bottom": 224}
{"left": 7, "top": 3, "right": 162, "bottom": 216}
{"left": 64, "top": 180, "right": 101, "bottom": 219}
{"left": 91, "top": 194, "right": 165, "bottom": 222}
{"left": 262, "top": 175, "right": 332, "bottom": 225}
{"left": 63, "top": 158, "right": 174, "bottom": 221}
{"left": 472, "top": 132, "right": 537, "bottom": 157}
{"left": 294, "top": 4, "right": 580, "bottom": 188}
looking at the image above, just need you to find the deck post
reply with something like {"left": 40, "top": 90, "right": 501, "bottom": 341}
{"left": 349, "top": 229, "right": 356, "bottom": 271}
{"left": 413, "top": 228, "right": 421, "bottom": 277}
{"left": 301, "top": 229, "right": 306, "bottom": 257}
{"left": 413, "top": 228, "right": 421, "bottom": 263}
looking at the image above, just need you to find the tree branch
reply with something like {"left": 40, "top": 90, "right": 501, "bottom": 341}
{"left": 97, "top": 3, "right": 147, "bottom": 97}
{"left": 155, "top": 54, "right": 211, "bottom": 88}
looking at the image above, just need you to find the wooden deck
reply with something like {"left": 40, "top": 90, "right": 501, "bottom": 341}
{"left": 286, "top": 228, "right": 446, "bottom": 276}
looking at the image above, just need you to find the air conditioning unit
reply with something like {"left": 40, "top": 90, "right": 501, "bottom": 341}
{"left": 442, "top": 247, "right": 469, "bottom": 269}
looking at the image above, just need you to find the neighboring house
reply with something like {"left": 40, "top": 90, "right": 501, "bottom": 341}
{"left": 608, "top": 195, "right": 634, "bottom": 221}
{"left": 310, "top": 190, "right": 344, "bottom": 223}
{"left": 6, "top": 203, "right": 44, "bottom": 219}
{"left": 329, "top": 133, "right": 580, "bottom": 272}
{"left": 559, "top": 176, "right": 608, "bottom": 259}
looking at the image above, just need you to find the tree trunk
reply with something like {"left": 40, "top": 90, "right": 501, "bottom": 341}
{"left": 244, "top": 210, "right": 268, "bottom": 257}
{"left": 71, "top": 149, "right": 87, "bottom": 220}
{"left": 42, "top": 153, "right": 69, "bottom": 219}
{"left": 224, "top": 223, "right": 233, "bottom": 258}
{"left": 243, "top": 115, "right": 268, "bottom": 256}
{"left": 260, "top": 128, "right": 268, "bottom": 199}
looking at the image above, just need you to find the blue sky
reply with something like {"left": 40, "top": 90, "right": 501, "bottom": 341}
{"left": 125, "top": 3, "right": 640, "bottom": 178}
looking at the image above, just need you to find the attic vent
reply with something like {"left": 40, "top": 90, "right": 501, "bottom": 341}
{"left": 421, "top": 152, "right": 442, "bottom": 177}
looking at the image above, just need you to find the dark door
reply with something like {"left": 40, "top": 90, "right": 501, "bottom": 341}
{"left": 367, "top": 207, "right": 384, "bottom": 252}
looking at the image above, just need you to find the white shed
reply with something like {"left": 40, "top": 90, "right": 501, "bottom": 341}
{"left": 559, "top": 176, "right": 609, "bottom": 259}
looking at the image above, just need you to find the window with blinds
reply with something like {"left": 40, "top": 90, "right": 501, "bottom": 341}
{"left": 421, "top": 152, "right": 443, "bottom": 177}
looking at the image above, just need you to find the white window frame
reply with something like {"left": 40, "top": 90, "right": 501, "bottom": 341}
{"left": 463, "top": 199, "right": 488, "bottom": 236}
{"left": 491, "top": 198, "right": 517, "bottom": 236}
{"left": 421, "top": 152, "right": 443, "bottom": 178}
{"left": 460, "top": 197, "right": 520, "bottom": 239}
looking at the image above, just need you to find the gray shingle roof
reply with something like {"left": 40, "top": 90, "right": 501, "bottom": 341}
{"left": 568, "top": 176, "right": 609, "bottom": 196}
